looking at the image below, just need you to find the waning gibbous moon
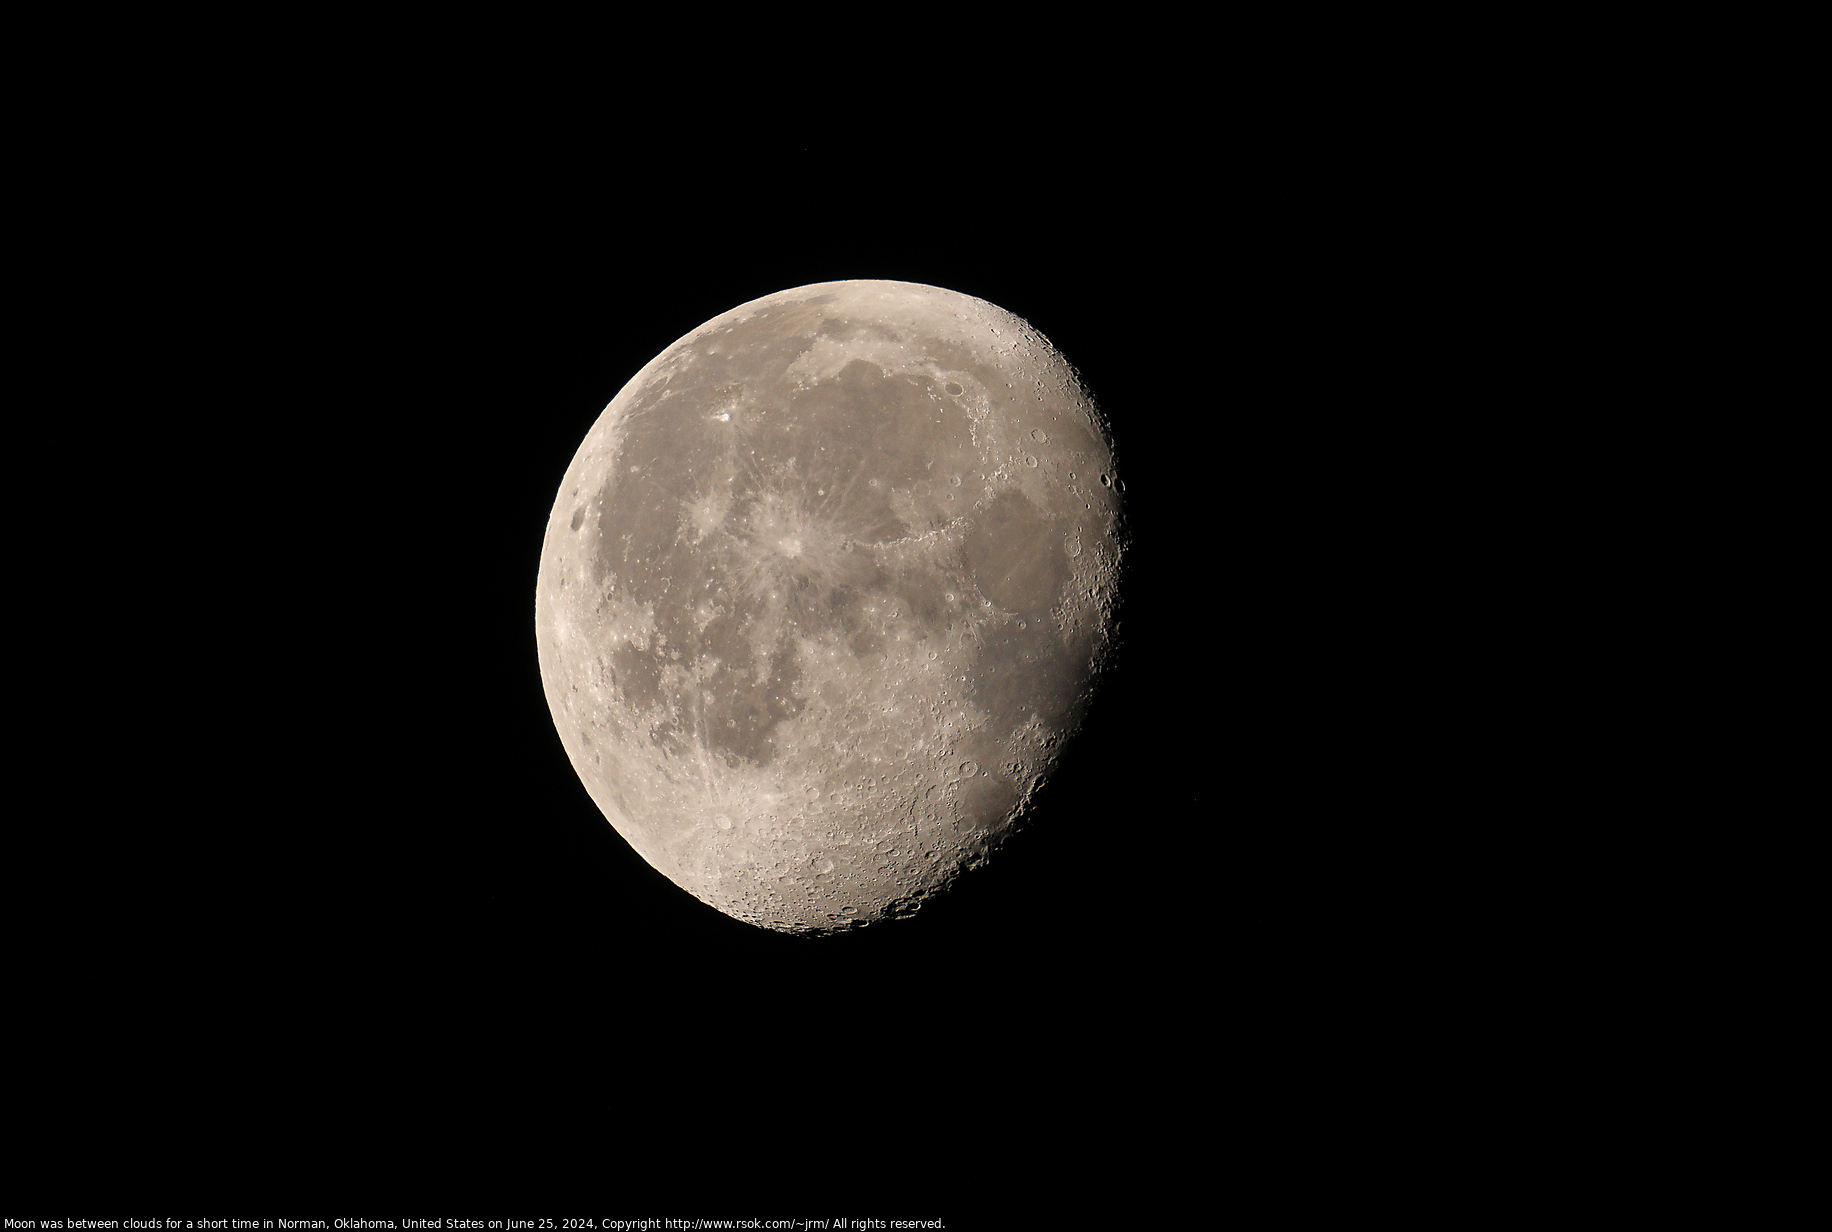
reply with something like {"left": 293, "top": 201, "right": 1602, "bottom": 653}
{"left": 535, "top": 280, "right": 1125, "bottom": 934}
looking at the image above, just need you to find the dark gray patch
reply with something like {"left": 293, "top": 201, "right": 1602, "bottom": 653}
{"left": 763, "top": 642, "right": 805, "bottom": 723}
{"left": 610, "top": 641, "right": 662, "bottom": 711}
{"left": 570, "top": 507, "right": 585, "bottom": 531}
{"left": 955, "top": 773, "right": 1021, "bottom": 832}
{"left": 965, "top": 490, "right": 1069, "bottom": 615}
{"left": 1049, "top": 411, "right": 1108, "bottom": 466}
{"left": 777, "top": 361, "right": 978, "bottom": 543}
{"left": 967, "top": 620, "right": 1082, "bottom": 732}
{"left": 603, "top": 776, "right": 631, "bottom": 820}
{"left": 695, "top": 615, "right": 781, "bottom": 768}
{"left": 887, "top": 566, "right": 954, "bottom": 635}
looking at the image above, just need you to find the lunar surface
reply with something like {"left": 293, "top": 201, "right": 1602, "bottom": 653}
{"left": 536, "top": 280, "right": 1125, "bottom": 933}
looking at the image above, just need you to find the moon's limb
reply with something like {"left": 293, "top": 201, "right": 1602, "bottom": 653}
{"left": 536, "top": 281, "right": 1124, "bottom": 933}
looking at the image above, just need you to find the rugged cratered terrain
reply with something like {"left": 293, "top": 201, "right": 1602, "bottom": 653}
{"left": 536, "top": 280, "right": 1124, "bottom": 933}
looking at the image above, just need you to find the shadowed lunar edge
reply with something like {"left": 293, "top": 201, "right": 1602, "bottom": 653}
{"left": 536, "top": 281, "right": 1124, "bottom": 934}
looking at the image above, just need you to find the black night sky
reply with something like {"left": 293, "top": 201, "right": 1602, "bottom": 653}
{"left": 20, "top": 135, "right": 1454, "bottom": 1212}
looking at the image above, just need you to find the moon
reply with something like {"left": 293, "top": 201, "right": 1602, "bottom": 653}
{"left": 536, "top": 280, "right": 1124, "bottom": 933}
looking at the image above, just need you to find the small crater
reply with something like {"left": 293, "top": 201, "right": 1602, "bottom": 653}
{"left": 1025, "top": 455, "right": 1037, "bottom": 467}
{"left": 570, "top": 508, "right": 585, "bottom": 531}
{"left": 944, "top": 382, "right": 963, "bottom": 396}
